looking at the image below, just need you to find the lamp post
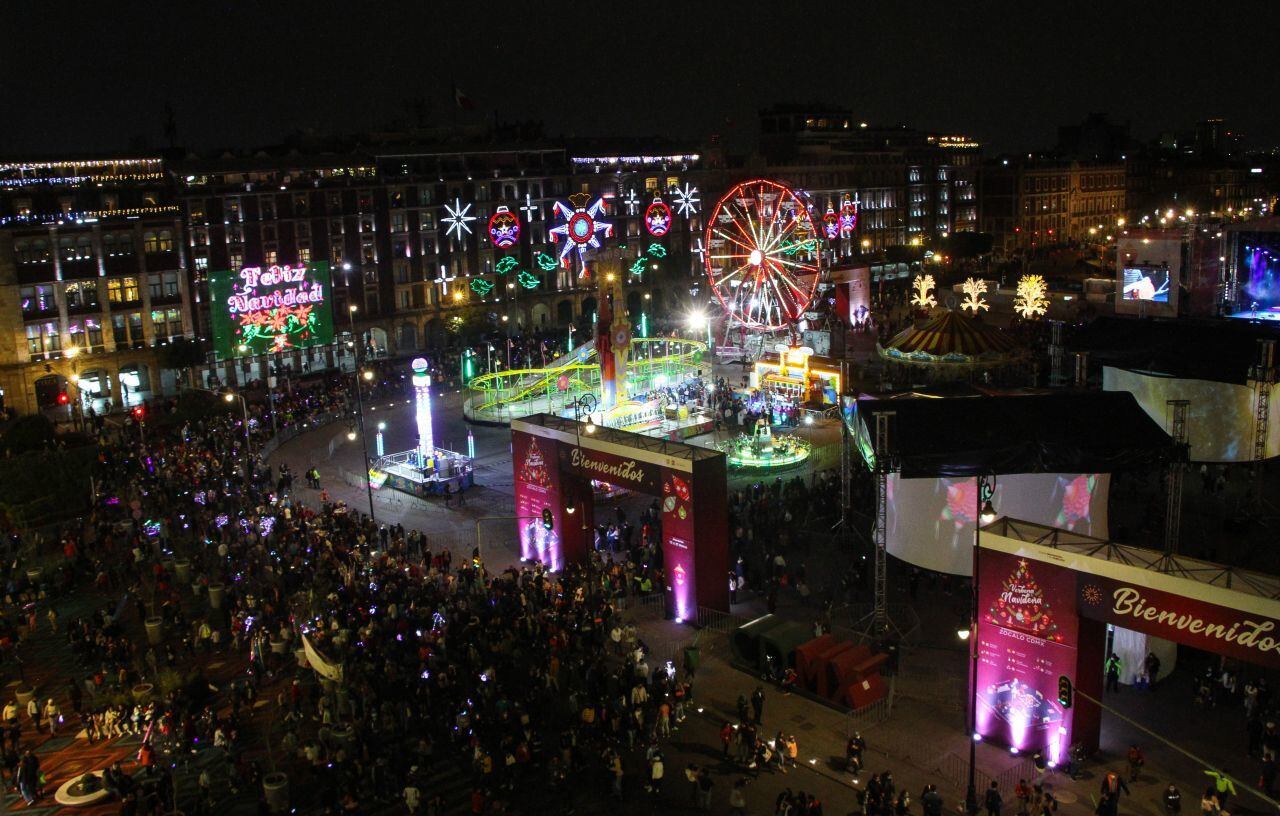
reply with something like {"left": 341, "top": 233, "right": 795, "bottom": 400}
{"left": 966, "top": 473, "right": 997, "bottom": 815}
{"left": 223, "top": 391, "right": 250, "bottom": 446}
{"left": 346, "top": 303, "right": 376, "bottom": 523}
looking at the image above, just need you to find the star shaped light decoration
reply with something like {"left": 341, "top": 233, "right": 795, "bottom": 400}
{"left": 442, "top": 198, "right": 476, "bottom": 241}
{"left": 549, "top": 192, "right": 613, "bottom": 267}
{"left": 672, "top": 182, "right": 700, "bottom": 218}
{"left": 624, "top": 188, "right": 640, "bottom": 216}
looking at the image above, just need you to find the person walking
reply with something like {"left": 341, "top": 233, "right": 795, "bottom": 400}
{"left": 1105, "top": 653, "right": 1123, "bottom": 692}
{"left": 1144, "top": 652, "right": 1162, "bottom": 690}
{"left": 985, "top": 781, "right": 1003, "bottom": 816}
{"left": 1126, "top": 744, "right": 1145, "bottom": 782}
{"left": 647, "top": 753, "right": 664, "bottom": 796}
{"left": 697, "top": 767, "right": 714, "bottom": 811}
{"left": 751, "top": 686, "right": 765, "bottom": 724}
{"left": 16, "top": 749, "right": 39, "bottom": 805}
{"left": 1164, "top": 784, "right": 1182, "bottom": 816}
{"left": 720, "top": 722, "right": 733, "bottom": 759}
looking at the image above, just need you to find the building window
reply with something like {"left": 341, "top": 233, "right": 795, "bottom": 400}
{"left": 128, "top": 313, "right": 143, "bottom": 347}
{"left": 394, "top": 259, "right": 411, "bottom": 284}
{"left": 227, "top": 225, "right": 244, "bottom": 245}
{"left": 189, "top": 199, "right": 207, "bottom": 221}
{"left": 167, "top": 308, "right": 182, "bottom": 338}
{"left": 112, "top": 315, "right": 127, "bottom": 346}
{"left": 262, "top": 224, "right": 277, "bottom": 242}
{"left": 296, "top": 221, "right": 311, "bottom": 239}
{"left": 225, "top": 197, "right": 242, "bottom": 221}
{"left": 330, "top": 239, "right": 344, "bottom": 266}
{"left": 298, "top": 244, "right": 311, "bottom": 263}
{"left": 229, "top": 250, "right": 243, "bottom": 269}
{"left": 20, "top": 285, "right": 55, "bottom": 314}
{"left": 293, "top": 193, "right": 310, "bottom": 215}
{"left": 25, "top": 324, "right": 42, "bottom": 356}
{"left": 65, "top": 281, "right": 98, "bottom": 309}
{"left": 85, "top": 318, "right": 103, "bottom": 349}
{"left": 194, "top": 256, "right": 208, "bottom": 272}
{"left": 264, "top": 247, "right": 279, "bottom": 264}
{"left": 192, "top": 227, "right": 209, "bottom": 247}
{"left": 260, "top": 197, "right": 276, "bottom": 220}
{"left": 149, "top": 274, "right": 163, "bottom": 300}
{"left": 390, "top": 212, "right": 407, "bottom": 232}
{"left": 43, "top": 322, "right": 61, "bottom": 353}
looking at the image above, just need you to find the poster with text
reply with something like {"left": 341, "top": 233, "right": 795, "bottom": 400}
{"left": 975, "top": 549, "right": 1078, "bottom": 762}
{"left": 208, "top": 261, "right": 334, "bottom": 358}
{"left": 513, "top": 432, "right": 563, "bottom": 571}
{"left": 660, "top": 466, "right": 696, "bottom": 621}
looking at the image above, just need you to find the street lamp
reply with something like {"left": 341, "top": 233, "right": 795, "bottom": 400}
{"left": 345, "top": 300, "right": 375, "bottom": 522}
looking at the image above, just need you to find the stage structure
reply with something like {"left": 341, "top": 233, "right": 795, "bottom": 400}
{"left": 973, "top": 518, "right": 1280, "bottom": 760}
{"left": 849, "top": 392, "right": 1172, "bottom": 576}
{"left": 370, "top": 358, "right": 474, "bottom": 497}
{"left": 511, "top": 413, "right": 729, "bottom": 619}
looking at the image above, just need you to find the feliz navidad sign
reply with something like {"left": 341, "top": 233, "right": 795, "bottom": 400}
{"left": 208, "top": 261, "right": 335, "bottom": 358}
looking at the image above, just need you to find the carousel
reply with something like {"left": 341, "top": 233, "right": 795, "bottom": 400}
{"left": 878, "top": 309, "right": 1025, "bottom": 381}
{"left": 718, "top": 417, "right": 812, "bottom": 470}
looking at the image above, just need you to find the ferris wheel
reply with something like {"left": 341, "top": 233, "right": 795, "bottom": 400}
{"left": 704, "top": 179, "right": 821, "bottom": 332}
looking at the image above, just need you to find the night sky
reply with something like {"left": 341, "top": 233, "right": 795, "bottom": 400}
{"left": 4, "top": 1, "right": 1278, "bottom": 157}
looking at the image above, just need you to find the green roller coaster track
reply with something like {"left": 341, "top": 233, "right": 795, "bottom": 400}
{"left": 466, "top": 337, "right": 708, "bottom": 418}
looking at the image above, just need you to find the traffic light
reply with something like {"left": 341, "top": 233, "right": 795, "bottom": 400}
{"left": 1057, "top": 675, "right": 1073, "bottom": 709}
{"left": 541, "top": 507, "right": 554, "bottom": 531}
{"left": 56, "top": 391, "right": 69, "bottom": 405}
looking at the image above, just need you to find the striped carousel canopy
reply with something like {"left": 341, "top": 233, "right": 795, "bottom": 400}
{"left": 879, "top": 309, "right": 1022, "bottom": 365}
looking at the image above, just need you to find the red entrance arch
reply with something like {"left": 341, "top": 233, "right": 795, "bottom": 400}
{"left": 974, "top": 518, "right": 1280, "bottom": 763}
{"left": 510, "top": 413, "right": 730, "bottom": 618}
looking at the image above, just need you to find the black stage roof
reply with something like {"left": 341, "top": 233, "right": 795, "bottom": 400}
{"left": 852, "top": 391, "right": 1172, "bottom": 477}
{"left": 1071, "top": 316, "right": 1280, "bottom": 386}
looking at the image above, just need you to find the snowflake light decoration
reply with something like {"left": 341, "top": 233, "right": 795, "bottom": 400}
{"left": 961, "top": 277, "right": 990, "bottom": 314}
{"left": 672, "top": 183, "right": 700, "bottom": 218}
{"left": 623, "top": 189, "right": 640, "bottom": 215}
{"left": 1081, "top": 584, "right": 1103, "bottom": 605}
{"left": 1014, "top": 274, "right": 1050, "bottom": 319}
{"left": 549, "top": 193, "right": 613, "bottom": 267}
{"left": 910, "top": 274, "right": 938, "bottom": 308}
{"left": 442, "top": 198, "right": 476, "bottom": 241}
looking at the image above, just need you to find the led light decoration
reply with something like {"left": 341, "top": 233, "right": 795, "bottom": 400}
{"left": 1014, "top": 274, "right": 1050, "bottom": 319}
{"left": 644, "top": 196, "right": 672, "bottom": 237}
{"left": 411, "top": 358, "right": 434, "bottom": 462}
{"left": 718, "top": 420, "right": 811, "bottom": 470}
{"left": 516, "top": 270, "right": 541, "bottom": 290}
{"left": 487, "top": 205, "right": 520, "bottom": 248}
{"left": 624, "top": 188, "right": 641, "bottom": 215}
{"left": 961, "top": 277, "right": 991, "bottom": 314}
{"left": 442, "top": 198, "right": 476, "bottom": 241}
{"left": 629, "top": 257, "right": 647, "bottom": 276}
{"left": 646, "top": 243, "right": 667, "bottom": 259}
{"left": 470, "top": 278, "right": 495, "bottom": 296}
{"left": 495, "top": 256, "right": 520, "bottom": 275}
{"left": 673, "top": 183, "right": 700, "bottom": 218}
{"left": 519, "top": 193, "right": 539, "bottom": 223}
{"left": 911, "top": 274, "right": 938, "bottom": 308}
{"left": 535, "top": 252, "right": 559, "bottom": 272}
{"left": 549, "top": 193, "right": 613, "bottom": 267}
{"left": 822, "top": 201, "right": 839, "bottom": 240}
{"left": 691, "top": 237, "right": 706, "bottom": 262}
{"left": 704, "top": 179, "right": 820, "bottom": 332}
{"left": 839, "top": 194, "right": 859, "bottom": 238}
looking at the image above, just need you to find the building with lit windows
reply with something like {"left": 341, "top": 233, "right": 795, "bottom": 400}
{"left": 0, "top": 157, "right": 192, "bottom": 416}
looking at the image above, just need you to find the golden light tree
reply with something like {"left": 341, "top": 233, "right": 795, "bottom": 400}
{"left": 911, "top": 274, "right": 937, "bottom": 308}
{"left": 1014, "top": 274, "right": 1050, "bottom": 319}
{"left": 960, "top": 277, "right": 990, "bottom": 314}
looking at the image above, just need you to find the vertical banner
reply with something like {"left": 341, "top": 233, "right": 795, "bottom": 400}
{"left": 974, "top": 549, "right": 1078, "bottom": 764}
{"left": 512, "top": 431, "right": 564, "bottom": 571}
{"left": 660, "top": 466, "right": 697, "bottom": 620}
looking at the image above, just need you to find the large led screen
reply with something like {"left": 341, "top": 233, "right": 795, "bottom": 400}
{"left": 208, "top": 262, "right": 334, "bottom": 359}
{"left": 1104, "top": 366, "right": 1280, "bottom": 462}
{"left": 886, "top": 472, "right": 1110, "bottom": 575}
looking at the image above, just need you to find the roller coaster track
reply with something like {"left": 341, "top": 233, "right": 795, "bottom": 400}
{"left": 467, "top": 337, "right": 707, "bottom": 414}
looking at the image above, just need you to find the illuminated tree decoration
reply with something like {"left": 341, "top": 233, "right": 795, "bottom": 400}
{"left": 986, "top": 558, "right": 1062, "bottom": 642}
{"left": 495, "top": 256, "right": 520, "bottom": 275}
{"left": 549, "top": 192, "right": 613, "bottom": 267}
{"left": 961, "top": 277, "right": 990, "bottom": 314}
{"left": 487, "top": 205, "right": 521, "bottom": 249}
{"left": 535, "top": 252, "right": 559, "bottom": 272}
{"left": 673, "top": 182, "right": 700, "bottom": 218}
{"left": 822, "top": 201, "right": 839, "bottom": 240}
{"left": 469, "top": 278, "right": 495, "bottom": 296}
{"left": 442, "top": 198, "right": 476, "bottom": 241}
{"left": 838, "top": 194, "right": 859, "bottom": 238}
{"left": 646, "top": 243, "right": 667, "bottom": 259}
{"left": 1014, "top": 274, "right": 1050, "bottom": 319}
{"left": 644, "top": 196, "right": 672, "bottom": 237}
{"left": 910, "top": 274, "right": 938, "bottom": 308}
{"left": 516, "top": 270, "right": 541, "bottom": 290}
